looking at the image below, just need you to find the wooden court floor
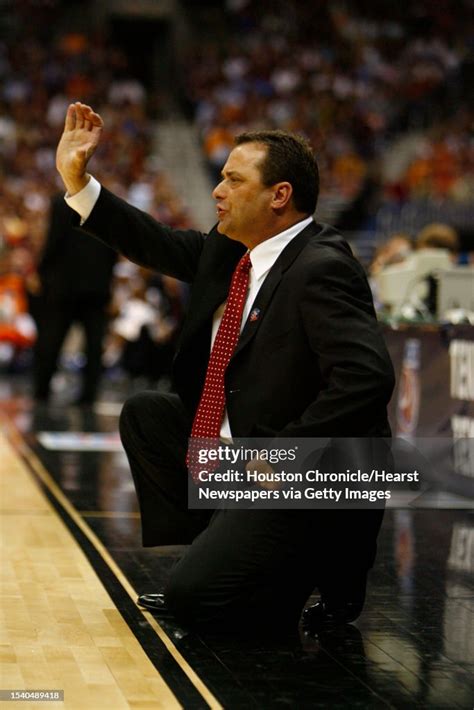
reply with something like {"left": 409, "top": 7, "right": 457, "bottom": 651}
{"left": 0, "top": 430, "right": 220, "bottom": 710}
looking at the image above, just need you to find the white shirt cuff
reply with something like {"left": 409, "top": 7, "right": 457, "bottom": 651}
{"left": 65, "top": 176, "right": 101, "bottom": 225}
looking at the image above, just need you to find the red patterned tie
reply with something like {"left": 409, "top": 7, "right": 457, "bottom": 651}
{"left": 188, "top": 251, "right": 251, "bottom": 481}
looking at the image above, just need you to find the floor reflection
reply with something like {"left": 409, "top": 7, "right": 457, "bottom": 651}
{"left": 2, "top": 377, "right": 473, "bottom": 708}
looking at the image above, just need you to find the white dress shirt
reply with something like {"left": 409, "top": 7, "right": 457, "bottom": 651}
{"left": 65, "top": 178, "right": 313, "bottom": 438}
{"left": 216, "top": 216, "right": 312, "bottom": 437}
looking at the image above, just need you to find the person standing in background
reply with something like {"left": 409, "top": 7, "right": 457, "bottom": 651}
{"left": 32, "top": 193, "right": 116, "bottom": 405}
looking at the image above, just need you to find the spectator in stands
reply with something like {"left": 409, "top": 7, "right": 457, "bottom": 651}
{"left": 370, "top": 233, "right": 413, "bottom": 276}
{"left": 0, "top": 248, "right": 36, "bottom": 369}
{"left": 415, "top": 222, "right": 459, "bottom": 255}
{"left": 106, "top": 270, "right": 178, "bottom": 386}
{"left": 368, "top": 233, "right": 414, "bottom": 312}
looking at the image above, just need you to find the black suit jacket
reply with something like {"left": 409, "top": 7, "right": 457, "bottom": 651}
{"left": 39, "top": 194, "right": 116, "bottom": 303}
{"left": 80, "top": 187, "right": 395, "bottom": 439}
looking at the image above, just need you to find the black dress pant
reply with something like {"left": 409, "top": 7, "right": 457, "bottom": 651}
{"left": 119, "top": 391, "right": 384, "bottom": 632}
{"left": 33, "top": 296, "right": 108, "bottom": 403}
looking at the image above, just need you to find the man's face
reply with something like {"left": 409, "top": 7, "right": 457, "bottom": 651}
{"left": 212, "top": 142, "right": 274, "bottom": 245}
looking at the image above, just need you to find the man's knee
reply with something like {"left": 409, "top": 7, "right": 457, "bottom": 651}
{"left": 119, "top": 392, "right": 149, "bottom": 445}
{"left": 119, "top": 391, "right": 179, "bottom": 445}
{"left": 120, "top": 391, "right": 147, "bottom": 425}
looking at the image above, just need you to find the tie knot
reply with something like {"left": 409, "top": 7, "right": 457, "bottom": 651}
{"left": 238, "top": 252, "right": 251, "bottom": 274}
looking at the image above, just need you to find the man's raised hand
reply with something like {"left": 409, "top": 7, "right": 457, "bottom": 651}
{"left": 56, "top": 102, "right": 104, "bottom": 196}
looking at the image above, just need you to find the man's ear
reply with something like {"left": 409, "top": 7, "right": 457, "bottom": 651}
{"left": 271, "top": 182, "right": 293, "bottom": 210}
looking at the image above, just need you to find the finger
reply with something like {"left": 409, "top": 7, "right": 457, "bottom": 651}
{"left": 79, "top": 102, "right": 103, "bottom": 128}
{"left": 84, "top": 106, "right": 103, "bottom": 128}
{"left": 89, "top": 111, "right": 104, "bottom": 128}
{"left": 75, "top": 102, "right": 85, "bottom": 129}
{"left": 65, "top": 104, "right": 76, "bottom": 131}
{"left": 80, "top": 103, "right": 95, "bottom": 120}
{"left": 84, "top": 119, "right": 92, "bottom": 131}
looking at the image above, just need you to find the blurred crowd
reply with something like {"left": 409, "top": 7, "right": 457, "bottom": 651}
{"left": 387, "top": 113, "right": 473, "bottom": 203}
{"left": 184, "top": 0, "right": 472, "bottom": 204}
{"left": 1, "top": 0, "right": 472, "bottom": 395}
{"left": 0, "top": 17, "right": 192, "bottom": 384}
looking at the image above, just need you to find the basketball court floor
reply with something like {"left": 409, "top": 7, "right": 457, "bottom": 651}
{"left": 1, "top": 376, "right": 473, "bottom": 709}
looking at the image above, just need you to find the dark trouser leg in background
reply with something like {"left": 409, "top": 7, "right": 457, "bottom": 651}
{"left": 33, "top": 300, "right": 73, "bottom": 401}
{"left": 79, "top": 301, "right": 108, "bottom": 404}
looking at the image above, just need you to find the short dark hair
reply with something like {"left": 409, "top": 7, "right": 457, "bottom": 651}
{"left": 234, "top": 129, "right": 319, "bottom": 214}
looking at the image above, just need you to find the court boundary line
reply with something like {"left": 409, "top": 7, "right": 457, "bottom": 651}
{"left": 1, "top": 416, "right": 223, "bottom": 710}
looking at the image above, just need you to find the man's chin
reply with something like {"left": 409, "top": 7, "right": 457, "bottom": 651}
{"left": 217, "top": 220, "right": 233, "bottom": 238}
{"left": 216, "top": 220, "right": 245, "bottom": 244}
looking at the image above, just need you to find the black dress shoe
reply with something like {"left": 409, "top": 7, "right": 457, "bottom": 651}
{"left": 302, "top": 600, "right": 363, "bottom": 632}
{"left": 137, "top": 593, "right": 174, "bottom": 617}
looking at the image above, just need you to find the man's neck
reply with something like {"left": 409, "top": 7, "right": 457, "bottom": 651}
{"left": 245, "top": 214, "right": 311, "bottom": 250}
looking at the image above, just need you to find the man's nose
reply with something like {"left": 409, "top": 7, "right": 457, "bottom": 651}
{"left": 212, "top": 180, "right": 225, "bottom": 201}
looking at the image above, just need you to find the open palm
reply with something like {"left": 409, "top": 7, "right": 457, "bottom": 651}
{"left": 56, "top": 102, "right": 104, "bottom": 192}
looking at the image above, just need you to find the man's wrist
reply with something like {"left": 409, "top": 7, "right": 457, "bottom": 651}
{"left": 64, "top": 173, "right": 91, "bottom": 197}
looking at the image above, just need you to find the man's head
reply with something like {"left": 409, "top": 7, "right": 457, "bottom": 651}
{"left": 416, "top": 223, "right": 459, "bottom": 253}
{"left": 212, "top": 130, "right": 319, "bottom": 248}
